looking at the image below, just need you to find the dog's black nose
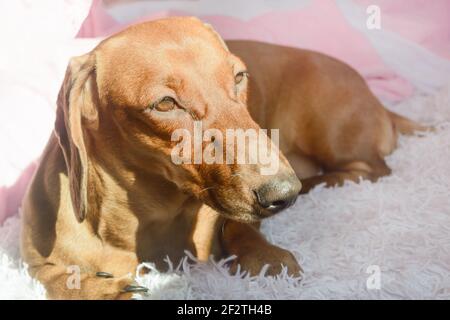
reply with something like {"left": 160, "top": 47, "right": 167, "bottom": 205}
{"left": 254, "top": 179, "right": 300, "bottom": 215}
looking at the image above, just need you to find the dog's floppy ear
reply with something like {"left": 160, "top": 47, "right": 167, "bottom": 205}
{"left": 55, "top": 53, "right": 98, "bottom": 223}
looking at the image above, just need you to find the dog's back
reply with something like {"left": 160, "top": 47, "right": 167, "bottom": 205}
{"left": 227, "top": 40, "right": 424, "bottom": 190}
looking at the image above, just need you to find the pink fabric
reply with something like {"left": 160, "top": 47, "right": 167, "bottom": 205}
{"left": 77, "top": 0, "right": 118, "bottom": 39}
{"left": 0, "top": 161, "right": 38, "bottom": 224}
{"left": 0, "top": 1, "right": 93, "bottom": 226}
{"left": 76, "top": 0, "right": 414, "bottom": 102}
{"left": 356, "top": 0, "right": 450, "bottom": 60}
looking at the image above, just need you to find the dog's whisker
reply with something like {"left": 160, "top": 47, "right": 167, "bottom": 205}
{"left": 199, "top": 186, "right": 216, "bottom": 193}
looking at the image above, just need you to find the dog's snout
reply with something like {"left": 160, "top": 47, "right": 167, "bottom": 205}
{"left": 254, "top": 178, "right": 301, "bottom": 215}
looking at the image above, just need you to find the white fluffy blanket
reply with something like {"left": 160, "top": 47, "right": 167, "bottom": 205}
{"left": 1, "top": 84, "right": 449, "bottom": 299}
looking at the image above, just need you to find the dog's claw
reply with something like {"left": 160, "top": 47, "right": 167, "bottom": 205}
{"left": 122, "top": 285, "right": 149, "bottom": 293}
{"left": 96, "top": 271, "right": 114, "bottom": 278}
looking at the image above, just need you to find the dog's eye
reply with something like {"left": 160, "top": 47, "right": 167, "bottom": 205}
{"left": 235, "top": 71, "right": 249, "bottom": 84}
{"left": 153, "top": 96, "right": 177, "bottom": 112}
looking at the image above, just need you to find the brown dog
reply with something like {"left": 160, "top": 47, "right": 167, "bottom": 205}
{"left": 21, "top": 17, "right": 422, "bottom": 299}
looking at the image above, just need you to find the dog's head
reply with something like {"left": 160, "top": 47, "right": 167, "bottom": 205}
{"left": 55, "top": 17, "right": 301, "bottom": 223}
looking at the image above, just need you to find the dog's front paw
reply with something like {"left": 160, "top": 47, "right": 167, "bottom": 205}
{"left": 93, "top": 272, "right": 148, "bottom": 300}
{"left": 229, "top": 245, "right": 302, "bottom": 277}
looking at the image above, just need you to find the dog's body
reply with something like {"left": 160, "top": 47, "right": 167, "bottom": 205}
{"left": 21, "top": 18, "right": 423, "bottom": 299}
{"left": 227, "top": 40, "right": 423, "bottom": 188}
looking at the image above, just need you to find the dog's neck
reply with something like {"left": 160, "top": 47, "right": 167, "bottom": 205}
{"left": 81, "top": 151, "right": 203, "bottom": 257}
{"left": 89, "top": 153, "right": 197, "bottom": 219}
